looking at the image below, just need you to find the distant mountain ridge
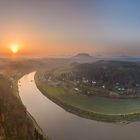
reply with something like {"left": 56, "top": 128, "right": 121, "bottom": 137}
{"left": 70, "top": 53, "right": 97, "bottom": 63}
{"left": 74, "top": 53, "right": 92, "bottom": 58}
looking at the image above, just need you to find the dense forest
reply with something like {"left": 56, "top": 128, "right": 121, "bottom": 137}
{"left": 57, "top": 61, "right": 140, "bottom": 96}
{"left": 74, "top": 61, "right": 140, "bottom": 88}
{"left": 0, "top": 75, "right": 36, "bottom": 140}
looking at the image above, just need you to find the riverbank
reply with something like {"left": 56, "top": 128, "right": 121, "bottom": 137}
{"left": 0, "top": 74, "right": 36, "bottom": 140}
{"left": 13, "top": 73, "right": 50, "bottom": 140}
{"left": 35, "top": 72, "right": 140, "bottom": 124}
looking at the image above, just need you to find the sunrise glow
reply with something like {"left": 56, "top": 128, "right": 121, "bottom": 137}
{"left": 10, "top": 44, "right": 20, "bottom": 54}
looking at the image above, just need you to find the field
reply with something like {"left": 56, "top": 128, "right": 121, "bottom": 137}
{"left": 35, "top": 70, "right": 140, "bottom": 123}
{"left": 36, "top": 78, "right": 140, "bottom": 115}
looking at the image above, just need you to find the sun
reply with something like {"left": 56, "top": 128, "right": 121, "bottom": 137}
{"left": 10, "top": 44, "right": 19, "bottom": 54}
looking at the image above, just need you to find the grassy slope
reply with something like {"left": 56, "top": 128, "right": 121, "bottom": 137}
{"left": 52, "top": 64, "right": 140, "bottom": 114}
{"left": 35, "top": 72, "right": 140, "bottom": 123}
{"left": 36, "top": 78, "right": 140, "bottom": 115}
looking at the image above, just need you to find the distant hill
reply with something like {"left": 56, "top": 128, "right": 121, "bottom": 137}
{"left": 105, "top": 55, "right": 140, "bottom": 62}
{"left": 117, "top": 56, "right": 140, "bottom": 62}
{"left": 74, "top": 53, "right": 92, "bottom": 58}
{"left": 71, "top": 53, "right": 98, "bottom": 63}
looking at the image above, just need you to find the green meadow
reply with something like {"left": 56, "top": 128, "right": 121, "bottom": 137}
{"left": 35, "top": 72, "right": 140, "bottom": 123}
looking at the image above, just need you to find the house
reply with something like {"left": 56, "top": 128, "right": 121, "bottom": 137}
{"left": 48, "top": 76, "right": 51, "bottom": 82}
{"left": 92, "top": 81, "right": 96, "bottom": 84}
{"left": 74, "top": 87, "right": 79, "bottom": 91}
{"left": 102, "top": 85, "right": 105, "bottom": 89}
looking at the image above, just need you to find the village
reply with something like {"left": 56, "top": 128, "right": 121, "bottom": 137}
{"left": 40, "top": 70, "right": 140, "bottom": 99}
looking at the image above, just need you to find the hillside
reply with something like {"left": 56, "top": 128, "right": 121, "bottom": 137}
{"left": 0, "top": 75, "right": 35, "bottom": 140}
{"left": 75, "top": 60, "right": 140, "bottom": 87}
{"left": 55, "top": 61, "right": 140, "bottom": 97}
{"left": 71, "top": 53, "right": 96, "bottom": 63}
{"left": 35, "top": 60, "right": 140, "bottom": 123}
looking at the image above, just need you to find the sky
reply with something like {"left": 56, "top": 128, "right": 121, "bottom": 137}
{"left": 0, "top": 0, "right": 140, "bottom": 57}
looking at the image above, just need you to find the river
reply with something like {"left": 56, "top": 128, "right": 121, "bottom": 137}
{"left": 18, "top": 72, "right": 140, "bottom": 140}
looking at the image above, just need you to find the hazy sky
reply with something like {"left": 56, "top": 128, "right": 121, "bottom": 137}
{"left": 0, "top": 0, "right": 140, "bottom": 56}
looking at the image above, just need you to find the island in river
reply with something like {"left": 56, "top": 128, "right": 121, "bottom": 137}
{"left": 35, "top": 60, "right": 140, "bottom": 123}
